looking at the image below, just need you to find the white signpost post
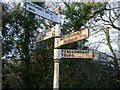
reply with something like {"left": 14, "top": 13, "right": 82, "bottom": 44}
{"left": 25, "top": 2, "right": 94, "bottom": 89}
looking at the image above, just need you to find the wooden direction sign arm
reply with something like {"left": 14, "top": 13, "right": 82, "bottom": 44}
{"left": 36, "top": 26, "right": 56, "bottom": 42}
{"left": 53, "top": 49, "right": 95, "bottom": 59}
{"left": 55, "top": 28, "right": 89, "bottom": 48}
{"left": 61, "top": 49, "right": 94, "bottom": 59}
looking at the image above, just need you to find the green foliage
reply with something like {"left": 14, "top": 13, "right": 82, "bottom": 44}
{"left": 2, "top": 2, "right": 47, "bottom": 89}
{"left": 61, "top": 2, "right": 104, "bottom": 35}
{"left": 2, "top": 60, "right": 25, "bottom": 88}
{"left": 60, "top": 59, "right": 113, "bottom": 88}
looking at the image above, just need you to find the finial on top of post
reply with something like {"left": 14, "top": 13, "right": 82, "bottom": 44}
{"left": 55, "top": 5, "right": 61, "bottom": 14}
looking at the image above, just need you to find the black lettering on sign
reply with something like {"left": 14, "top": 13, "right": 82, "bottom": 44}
{"left": 29, "top": 7, "right": 35, "bottom": 12}
{"left": 50, "top": 13, "right": 53, "bottom": 15}
{"left": 32, "top": 4, "right": 35, "bottom": 7}
{"left": 35, "top": 5, "right": 38, "bottom": 9}
{"left": 38, "top": 7, "right": 43, "bottom": 11}
{"left": 35, "top": 5, "right": 43, "bottom": 11}
{"left": 27, "top": 2, "right": 32, "bottom": 6}
{"left": 45, "top": 10, "right": 50, "bottom": 14}
{"left": 40, "top": 36, "right": 44, "bottom": 41}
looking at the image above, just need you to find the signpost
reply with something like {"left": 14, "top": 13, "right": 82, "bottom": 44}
{"left": 25, "top": 2, "right": 95, "bottom": 89}
{"left": 26, "top": 1, "right": 61, "bottom": 23}
{"left": 36, "top": 27, "right": 55, "bottom": 42}
{"left": 58, "top": 28, "right": 89, "bottom": 47}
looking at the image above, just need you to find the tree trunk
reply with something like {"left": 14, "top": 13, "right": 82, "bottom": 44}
{"left": 105, "top": 29, "right": 119, "bottom": 74}
{"left": 21, "top": 29, "right": 33, "bottom": 89}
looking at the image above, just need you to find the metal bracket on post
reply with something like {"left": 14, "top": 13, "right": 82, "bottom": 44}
{"left": 54, "top": 49, "right": 61, "bottom": 60}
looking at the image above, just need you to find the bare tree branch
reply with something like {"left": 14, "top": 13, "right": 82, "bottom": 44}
{"left": 62, "top": 0, "right": 71, "bottom": 12}
{"left": 97, "top": 51, "right": 114, "bottom": 59}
